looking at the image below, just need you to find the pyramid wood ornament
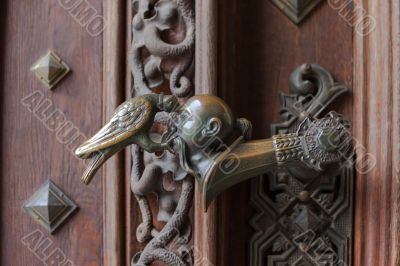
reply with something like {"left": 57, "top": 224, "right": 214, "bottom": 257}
{"left": 272, "top": 0, "right": 322, "bottom": 24}
{"left": 24, "top": 180, "right": 77, "bottom": 234}
{"left": 31, "top": 51, "right": 70, "bottom": 89}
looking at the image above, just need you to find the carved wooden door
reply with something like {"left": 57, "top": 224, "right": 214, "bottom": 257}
{"left": 1, "top": 0, "right": 399, "bottom": 266}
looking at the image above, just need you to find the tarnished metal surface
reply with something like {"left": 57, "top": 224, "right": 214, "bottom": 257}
{"left": 75, "top": 93, "right": 179, "bottom": 185}
{"left": 200, "top": 111, "right": 351, "bottom": 209}
{"left": 24, "top": 180, "right": 77, "bottom": 234}
{"left": 30, "top": 50, "right": 70, "bottom": 89}
{"left": 271, "top": 0, "right": 322, "bottom": 24}
{"left": 249, "top": 64, "right": 354, "bottom": 266}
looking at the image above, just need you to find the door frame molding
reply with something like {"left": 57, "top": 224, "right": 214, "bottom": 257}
{"left": 102, "top": 0, "right": 126, "bottom": 265}
{"left": 194, "top": 1, "right": 219, "bottom": 265}
{"left": 353, "top": 0, "right": 400, "bottom": 265}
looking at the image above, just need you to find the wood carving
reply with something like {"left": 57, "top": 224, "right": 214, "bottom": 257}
{"left": 129, "top": 0, "right": 195, "bottom": 265}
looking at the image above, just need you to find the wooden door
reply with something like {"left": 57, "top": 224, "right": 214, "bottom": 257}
{"left": 1, "top": 0, "right": 399, "bottom": 266}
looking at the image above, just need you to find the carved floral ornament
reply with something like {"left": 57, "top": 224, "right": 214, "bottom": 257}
{"left": 129, "top": 1, "right": 196, "bottom": 265}
{"left": 130, "top": 0, "right": 195, "bottom": 98}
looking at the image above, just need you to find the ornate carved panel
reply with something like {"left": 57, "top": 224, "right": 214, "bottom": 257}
{"left": 249, "top": 64, "right": 354, "bottom": 266}
{"left": 129, "top": 0, "right": 195, "bottom": 265}
{"left": 271, "top": 0, "right": 322, "bottom": 24}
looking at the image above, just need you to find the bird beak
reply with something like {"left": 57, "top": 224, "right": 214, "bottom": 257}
{"left": 75, "top": 144, "right": 123, "bottom": 185}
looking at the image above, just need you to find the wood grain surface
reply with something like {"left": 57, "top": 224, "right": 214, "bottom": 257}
{"left": 353, "top": 0, "right": 400, "bottom": 265}
{"left": 194, "top": 1, "right": 219, "bottom": 265}
{"left": 102, "top": 0, "right": 126, "bottom": 265}
{"left": 0, "top": 0, "right": 104, "bottom": 265}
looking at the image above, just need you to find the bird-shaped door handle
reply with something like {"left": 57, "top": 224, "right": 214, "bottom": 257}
{"left": 76, "top": 94, "right": 352, "bottom": 211}
{"left": 75, "top": 93, "right": 179, "bottom": 185}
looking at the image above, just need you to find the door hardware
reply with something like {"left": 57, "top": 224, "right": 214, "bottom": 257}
{"left": 24, "top": 180, "right": 77, "bottom": 234}
{"left": 76, "top": 64, "right": 352, "bottom": 211}
{"left": 249, "top": 63, "right": 353, "bottom": 265}
{"left": 200, "top": 110, "right": 350, "bottom": 209}
{"left": 272, "top": 0, "right": 322, "bottom": 24}
{"left": 75, "top": 93, "right": 179, "bottom": 185}
{"left": 31, "top": 50, "right": 70, "bottom": 89}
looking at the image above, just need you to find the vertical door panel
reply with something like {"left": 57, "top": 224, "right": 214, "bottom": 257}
{"left": 0, "top": 0, "right": 104, "bottom": 265}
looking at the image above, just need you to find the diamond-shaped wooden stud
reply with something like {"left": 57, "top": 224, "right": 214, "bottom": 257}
{"left": 24, "top": 180, "right": 77, "bottom": 234}
{"left": 271, "top": 0, "right": 322, "bottom": 24}
{"left": 31, "top": 51, "right": 70, "bottom": 89}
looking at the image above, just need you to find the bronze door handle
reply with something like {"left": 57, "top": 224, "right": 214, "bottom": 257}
{"left": 76, "top": 64, "right": 352, "bottom": 211}
{"left": 197, "top": 110, "right": 351, "bottom": 209}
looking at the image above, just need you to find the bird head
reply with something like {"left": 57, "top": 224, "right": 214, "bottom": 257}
{"left": 75, "top": 138, "right": 127, "bottom": 185}
{"left": 75, "top": 111, "right": 133, "bottom": 186}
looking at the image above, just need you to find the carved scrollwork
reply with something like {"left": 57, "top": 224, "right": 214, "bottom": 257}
{"left": 272, "top": 64, "right": 348, "bottom": 135}
{"left": 129, "top": 0, "right": 195, "bottom": 265}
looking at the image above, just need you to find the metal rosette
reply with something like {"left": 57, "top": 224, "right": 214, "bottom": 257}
{"left": 300, "top": 111, "right": 351, "bottom": 171}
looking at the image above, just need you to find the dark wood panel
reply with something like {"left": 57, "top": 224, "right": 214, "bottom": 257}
{"left": 353, "top": 0, "right": 400, "bottom": 265}
{"left": 217, "top": 1, "right": 353, "bottom": 265}
{"left": 0, "top": 0, "right": 104, "bottom": 265}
